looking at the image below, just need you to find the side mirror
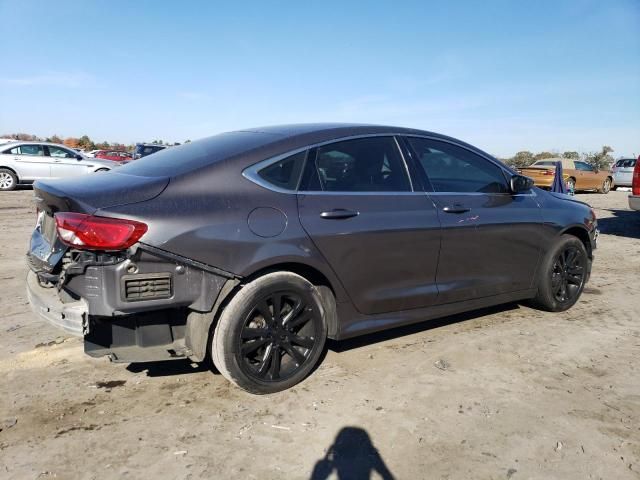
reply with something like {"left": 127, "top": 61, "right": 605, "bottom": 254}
{"left": 510, "top": 174, "right": 534, "bottom": 193}
{"left": 75, "top": 154, "right": 83, "bottom": 160}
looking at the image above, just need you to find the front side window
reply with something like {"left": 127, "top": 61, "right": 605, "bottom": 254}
{"left": 307, "top": 137, "right": 411, "bottom": 192}
{"left": 48, "top": 146, "right": 75, "bottom": 158}
{"left": 13, "top": 145, "right": 45, "bottom": 156}
{"left": 407, "top": 137, "right": 509, "bottom": 193}
{"left": 575, "top": 161, "right": 593, "bottom": 172}
{"left": 257, "top": 151, "right": 306, "bottom": 190}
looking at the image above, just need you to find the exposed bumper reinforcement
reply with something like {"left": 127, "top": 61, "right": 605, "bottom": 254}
{"left": 26, "top": 271, "right": 88, "bottom": 337}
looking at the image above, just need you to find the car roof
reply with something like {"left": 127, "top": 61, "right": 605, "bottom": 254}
{"left": 533, "top": 157, "right": 575, "bottom": 168}
{"left": 237, "top": 123, "right": 444, "bottom": 139}
{"left": 1, "top": 141, "right": 77, "bottom": 148}
{"left": 118, "top": 123, "right": 513, "bottom": 179}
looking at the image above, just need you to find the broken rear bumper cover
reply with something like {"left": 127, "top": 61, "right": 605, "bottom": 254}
{"left": 26, "top": 270, "right": 88, "bottom": 337}
{"left": 25, "top": 245, "right": 237, "bottom": 363}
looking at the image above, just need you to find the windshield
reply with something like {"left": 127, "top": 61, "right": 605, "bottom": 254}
{"left": 119, "top": 131, "right": 280, "bottom": 177}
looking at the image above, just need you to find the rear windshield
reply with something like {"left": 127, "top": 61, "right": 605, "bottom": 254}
{"left": 616, "top": 158, "right": 636, "bottom": 168}
{"left": 118, "top": 131, "right": 279, "bottom": 177}
{"left": 135, "top": 144, "right": 165, "bottom": 155}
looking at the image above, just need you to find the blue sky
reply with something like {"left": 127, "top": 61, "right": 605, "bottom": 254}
{"left": 0, "top": 0, "right": 638, "bottom": 157}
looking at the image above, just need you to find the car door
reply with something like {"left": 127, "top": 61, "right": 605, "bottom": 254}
{"left": 297, "top": 136, "right": 441, "bottom": 315}
{"left": 574, "top": 161, "right": 599, "bottom": 189}
{"left": 47, "top": 146, "right": 92, "bottom": 178}
{"left": 4, "top": 144, "right": 50, "bottom": 180}
{"left": 404, "top": 137, "right": 543, "bottom": 304}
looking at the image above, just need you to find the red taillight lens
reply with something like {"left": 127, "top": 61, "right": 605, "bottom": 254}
{"left": 632, "top": 156, "right": 640, "bottom": 196}
{"left": 543, "top": 169, "right": 554, "bottom": 176}
{"left": 54, "top": 213, "right": 147, "bottom": 250}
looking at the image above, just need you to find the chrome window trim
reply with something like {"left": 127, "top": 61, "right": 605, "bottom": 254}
{"left": 426, "top": 190, "right": 538, "bottom": 198}
{"left": 241, "top": 132, "right": 527, "bottom": 196}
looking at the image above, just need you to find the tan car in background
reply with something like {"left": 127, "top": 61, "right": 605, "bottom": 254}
{"left": 519, "top": 158, "right": 613, "bottom": 193}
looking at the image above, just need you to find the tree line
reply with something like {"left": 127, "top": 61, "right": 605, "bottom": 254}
{"left": 0, "top": 133, "right": 625, "bottom": 170}
{"left": 500, "top": 146, "right": 618, "bottom": 170}
{"left": 0, "top": 133, "right": 189, "bottom": 152}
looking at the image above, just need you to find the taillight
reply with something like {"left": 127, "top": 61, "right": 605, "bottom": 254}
{"left": 54, "top": 212, "right": 147, "bottom": 250}
{"left": 543, "top": 169, "right": 554, "bottom": 176}
{"left": 633, "top": 156, "right": 640, "bottom": 196}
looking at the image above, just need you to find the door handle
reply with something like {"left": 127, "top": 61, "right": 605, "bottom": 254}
{"left": 442, "top": 206, "right": 470, "bottom": 214}
{"left": 320, "top": 209, "right": 359, "bottom": 219}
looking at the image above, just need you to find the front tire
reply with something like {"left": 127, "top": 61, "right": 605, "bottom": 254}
{"left": 529, "top": 234, "right": 588, "bottom": 312}
{"left": 212, "top": 272, "right": 327, "bottom": 394}
{"left": 0, "top": 169, "right": 18, "bottom": 191}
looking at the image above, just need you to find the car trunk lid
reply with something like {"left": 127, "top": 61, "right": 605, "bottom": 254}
{"left": 518, "top": 166, "right": 556, "bottom": 179}
{"left": 33, "top": 172, "right": 169, "bottom": 214}
{"left": 29, "top": 173, "right": 168, "bottom": 273}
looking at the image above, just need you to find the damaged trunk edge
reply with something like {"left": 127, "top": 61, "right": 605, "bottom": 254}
{"left": 27, "top": 241, "right": 241, "bottom": 364}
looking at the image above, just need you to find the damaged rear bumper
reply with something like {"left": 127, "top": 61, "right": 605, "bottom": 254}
{"left": 26, "top": 244, "right": 237, "bottom": 362}
{"left": 26, "top": 270, "right": 88, "bottom": 336}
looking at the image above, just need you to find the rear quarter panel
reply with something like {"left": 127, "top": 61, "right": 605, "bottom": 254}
{"left": 98, "top": 163, "right": 350, "bottom": 303}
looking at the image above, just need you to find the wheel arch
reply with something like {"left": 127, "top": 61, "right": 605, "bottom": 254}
{"left": 560, "top": 225, "right": 592, "bottom": 258}
{"left": 0, "top": 166, "right": 19, "bottom": 179}
{"left": 186, "top": 260, "right": 341, "bottom": 363}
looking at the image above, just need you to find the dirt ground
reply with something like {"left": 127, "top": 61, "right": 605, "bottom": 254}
{"left": 0, "top": 188, "right": 638, "bottom": 480}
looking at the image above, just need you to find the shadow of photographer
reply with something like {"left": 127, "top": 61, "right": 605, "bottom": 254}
{"left": 310, "top": 426, "right": 395, "bottom": 480}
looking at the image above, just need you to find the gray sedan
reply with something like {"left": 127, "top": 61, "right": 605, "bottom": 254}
{"left": 0, "top": 141, "right": 117, "bottom": 191}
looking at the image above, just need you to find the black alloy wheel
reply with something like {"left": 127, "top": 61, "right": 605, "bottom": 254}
{"left": 528, "top": 234, "right": 589, "bottom": 312}
{"left": 212, "top": 271, "right": 328, "bottom": 394}
{"left": 550, "top": 245, "right": 586, "bottom": 303}
{"left": 238, "top": 291, "right": 320, "bottom": 382}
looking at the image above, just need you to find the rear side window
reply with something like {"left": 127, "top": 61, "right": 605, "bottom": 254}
{"left": 407, "top": 137, "right": 509, "bottom": 193}
{"left": 619, "top": 159, "right": 636, "bottom": 168}
{"left": 258, "top": 151, "right": 306, "bottom": 190}
{"left": 306, "top": 137, "right": 411, "bottom": 192}
{"left": 8, "top": 145, "right": 45, "bottom": 156}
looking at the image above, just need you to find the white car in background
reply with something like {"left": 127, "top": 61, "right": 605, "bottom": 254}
{"left": 0, "top": 138, "right": 16, "bottom": 145}
{"left": 612, "top": 158, "right": 637, "bottom": 188}
{"left": 85, "top": 149, "right": 101, "bottom": 158}
{"left": 0, "top": 142, "right": 117, "bottom": 191}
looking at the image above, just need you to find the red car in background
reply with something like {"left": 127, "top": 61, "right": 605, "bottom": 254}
{"left": 94, "top": 150, "right": 132, "bottom": 162}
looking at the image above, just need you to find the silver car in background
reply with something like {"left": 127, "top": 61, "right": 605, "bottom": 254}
{"left": 0, "top": 142, "right": 117, "bottom": 191}
{"left": 612, "top": 158, "right": 637, "bottom": 188}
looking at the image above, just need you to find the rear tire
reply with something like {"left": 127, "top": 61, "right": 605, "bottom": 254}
{"left": 529, "top": 234, "right": 588, "bottom": 312}
{"left": 0, "top": 169, "right": 17, "bottom": 191}
{"left": 212, "top": 272, "right": 327, "bottom": 394}
{"left": 598, "top": 177, "right": 612, "bottom": 194}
